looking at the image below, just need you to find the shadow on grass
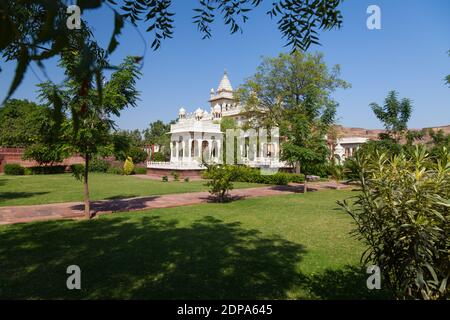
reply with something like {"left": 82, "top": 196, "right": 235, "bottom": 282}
{"left": 0, "top": 191, "right": 49, "bottom": 203}
{"left": 300, "top": 265, "right": 392, "bottom": 299}
{"left": 0, "top": 215, "right": 392, "bottom": 299}
{"left": 104, "top": 194, "right": 140, "bottom": 200}
{"left": 70, "top": 196, "right": 162, "bottom": 214}
{"left": 0, "top": 215, "right": 306, "bottom": 299}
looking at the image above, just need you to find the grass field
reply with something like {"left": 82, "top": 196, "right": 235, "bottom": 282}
{"left": 0, "top": 173, "right": 261, "bottom": 206}
{"left": 0, "top": 189, "right": 391, "bottom": 299}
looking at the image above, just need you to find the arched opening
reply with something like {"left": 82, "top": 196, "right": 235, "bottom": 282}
{"left": 191, "top": 140, "right": 198, "bottom": 158}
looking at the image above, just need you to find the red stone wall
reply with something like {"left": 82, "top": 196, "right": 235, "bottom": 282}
{"left": 0, "top": 148, "right": 84, "bottom": 173}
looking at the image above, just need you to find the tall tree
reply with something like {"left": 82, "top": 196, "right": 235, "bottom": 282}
{"left": 237, "top": 51, "right": 349, "bottom": 192}
{"left": 370, "top": 91, "right": 413, "bottom": 142}
{"left": 1, "top": 0, "right": 344, "bottom": 101}
{"left": 143, "top": 120, "right": 171, "bottom": 159}
{"left": 38, "top": 53, "right": 140, "bottom": 218}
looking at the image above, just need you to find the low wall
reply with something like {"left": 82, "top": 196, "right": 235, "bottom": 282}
{"left": 0, "top": 148, "right": 84, "bottom": 173}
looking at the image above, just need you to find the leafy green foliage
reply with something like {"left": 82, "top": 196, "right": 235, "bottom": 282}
{"left": 143, "top": 120, "right": 171, "bottom": 159}
{"left": 370, "top": 91, "right": 413, "bottom": 142}
{"left": 89, "top": 158, "right": 110, "bottom": 173}
{"left": 152, "top": 152, "right": 166, "bottom": 162}
{"left": 339, "top": 146, "right": 450, "bottom": 299}
{"left": 134, "top": 167, "right": 147, "bottom": 174}
{"left": 0, "top": 99, "right": 48, "bottom": 147}
{"left": 237, "top": 52, "right": 348, "bottom": 184}
{"left": 170, "top": 171, "right": 180, "bottom": 181}
{"left": 203, "top": 164, "right": 238, "bottom": 202}
{"left": 162, "top": 175, "right": 169, "bottom": 182}
{"left": 3, "top": 163, "right": 25, "bottom": 175}
{"left": 1, "top": 0, "right": 343, "bottom": 99}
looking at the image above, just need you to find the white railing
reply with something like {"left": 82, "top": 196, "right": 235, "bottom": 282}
{"left": 147, "top": 161, "right": 206, "bottom": 170}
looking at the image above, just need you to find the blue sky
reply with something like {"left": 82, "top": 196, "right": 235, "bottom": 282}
{"left": 1, "top": 0, "right": 449, "bottom": 130}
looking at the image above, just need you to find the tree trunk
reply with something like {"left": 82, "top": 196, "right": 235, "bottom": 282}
{"left": 295, "top": 161, "right": 301, "bottom": 174}
{"left": 83, "top": 154, "right": 91, "bottom": 219}
{"left": 303, "top": 171, "right": 308, "bottom": 193}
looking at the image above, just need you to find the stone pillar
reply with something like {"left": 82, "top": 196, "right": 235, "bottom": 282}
{"left": 175, "top": 142, "right": 179, "bottom": 161}
{"left": 187, "top": 139, "right": 192, "bottom": 161}
{"left": 217, "top": 140, "right": 221, "bottom": 163}
{"left": 170, "top": 142, "right": 174, "bottom": 162}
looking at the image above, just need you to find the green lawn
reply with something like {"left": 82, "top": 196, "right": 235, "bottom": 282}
{"left": 0, "top": 173, "right": 261, "bottom": 206}
{"left": 0, "top": 189, "right": 391, "bottom": 299}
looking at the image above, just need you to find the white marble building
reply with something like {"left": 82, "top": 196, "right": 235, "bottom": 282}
{"left": 147, "top": 72, "right": 285, "bottom": 171}
{"left": 147, "top": 71, "right": 370, "bottom": 174}
{"left": 333, "top": 137, "right": 369, "bottom": 164}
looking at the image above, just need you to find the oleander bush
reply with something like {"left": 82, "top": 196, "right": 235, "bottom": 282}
{"left": 339, "top": 146, "right": 450, "bottom": 300}
{"left": 4, "top": 163, "right": 25, "bottom": 175}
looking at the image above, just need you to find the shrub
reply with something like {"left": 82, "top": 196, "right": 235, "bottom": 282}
{"left": 171, "top": 171, "right": 180, "bottom": 181}
{"left": 184, "top": 177, "right": 190, "bottom": 182}
{"left": 134, "top": 167, "right": 147, "bottom": 174}
{"left": 162, "top": 175, "right": 168, "bottom": 182}
{"left": 28, "top": 165, "right": 67, "bottom": 174}
{"left": 339, "top": 146, "right": 450, "bottom": 300}
{"left": 208, "top": 165, "right": 304, "bottom": 185}
{"left": 123, "top": 157, "right": 135, "bottom": 175}
{"left": 4, "top": 163, "right": 25, "bottom": 175}
{"left": 128, "top": 147, "right": 148, "bottom": 164}
{"left": 107, "top": 166, "right": 123, "bottom": 175}
{"left": 89, "top": 158, "right": 110, "bottom": 172}
{"left": 204, "top": 164, "right": 237, "bottom": 202}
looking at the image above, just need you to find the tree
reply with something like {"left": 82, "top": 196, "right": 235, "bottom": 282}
{"left": 237, "top": 51, "right": 349, "bottom": 192}
{"left": 1, "top": 0, "right": 344, "bottom": 101}
{"left": 203, "top": 163, "right": 237, "bottom": 202}
{"left": 143, "top": 120, "right": 171, "bottom": 159}
{"left": 0, "top": 99, "right": 48, "bottom": 147}
{"left": 110, "top": 130, "right": 148, "bottom": 163}
{"left": 370, "top": 91, "right": 413, "bottom": 142}
{"left": 38, "top": 54, "right": 140, "bottom": 218}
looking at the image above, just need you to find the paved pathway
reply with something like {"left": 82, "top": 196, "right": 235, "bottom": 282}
{"left": 0, "top": 182, "right": 347, "bottom": 225}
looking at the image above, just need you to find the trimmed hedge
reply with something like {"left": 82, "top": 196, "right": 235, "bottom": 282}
{"left": 203, "top": 165, "right": 305, "bottom": 185}
{"left": 28, "top": 165, "right": 67, "bottom": 175}
{"left": 4, "top": 164, "right": 25, "bottom": 175}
